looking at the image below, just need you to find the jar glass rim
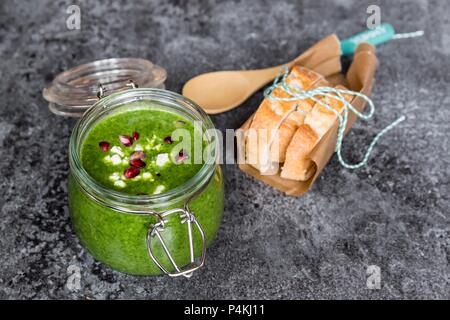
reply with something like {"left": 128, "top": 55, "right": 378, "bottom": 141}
{"left": 69, "top": 88, "right": 218, "bottom": 212}
{"left": 43, "top": 58, "right": 167, "bottom": 117}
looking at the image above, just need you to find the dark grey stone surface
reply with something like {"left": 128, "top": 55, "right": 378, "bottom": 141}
{"left": 0, "top": 0, "right": 448, "bottom": 299}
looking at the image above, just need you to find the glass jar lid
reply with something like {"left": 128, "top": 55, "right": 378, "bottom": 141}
{"left": 42, "top": 58, "right": 167, "bottom": 117}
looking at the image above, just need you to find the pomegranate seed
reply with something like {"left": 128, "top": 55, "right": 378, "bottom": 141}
{"left": 124, "top": 167, "right": 140, "bottom": 179}
{"left": 99, "top": 141, "right": 110, "bottom": 152}
{"left": 119, "top": 135, "right": 133, "bottom": 147}
{"left": 164, "top": 136, "right": 173, "bottom": 144}
{"left": 132, "top": 131, "right": 139, "bottom": 141}
{"left": 176, "top": 149, "right": 189, "bottom": 162}
{"left": 130, "top": 150, "right": 146, "bottom": 161}
{"left": 129, "top": 159, "right": 146, "bottom": 168}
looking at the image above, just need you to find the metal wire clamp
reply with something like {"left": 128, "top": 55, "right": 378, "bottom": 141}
{"left": 146, "top": 208, "right": 207, "bottom": 278}
{"left": 97, "top": 80, "right": 138, "bottom": 99}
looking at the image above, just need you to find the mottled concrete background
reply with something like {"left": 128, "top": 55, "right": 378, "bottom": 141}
{"left": 0, "top": 0, "right": 448, "bottom": 299}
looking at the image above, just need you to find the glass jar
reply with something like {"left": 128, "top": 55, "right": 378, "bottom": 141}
{"left": 68, "top": 88, "right": 224, "bottom": 277}
{"left": 43, "top": 58, "right": 167, "bottom": 117}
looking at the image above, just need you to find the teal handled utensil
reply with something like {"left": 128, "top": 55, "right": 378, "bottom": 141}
{"left": 340, "top": 23, "right": 424, "bottom": 56}
{"left": 182, "top": 23, "right": 423, "bottom": 114}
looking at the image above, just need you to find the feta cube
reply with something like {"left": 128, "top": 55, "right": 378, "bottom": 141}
{"left": 110, "top": 154, "right": 122, "bottom": 165}
{"left": 109, "top": 172, "right": 120, "bottom": 181}
{"left": 111, "top": 146, "right": 125, "bottom": 157}
{"left": 142, "top": 172, "right": 153, "bottom": 180}
{"left": 153, "top": 185, "right": 165, "bottom": 194}
{"left": 114, "top": 180, "right": 126, "bottom": 188}
{"left": 156, "top": 153, "right": 170, "bottom": 167}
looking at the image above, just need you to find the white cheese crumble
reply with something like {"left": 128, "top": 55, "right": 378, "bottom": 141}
{"left": 109, "top": 172, "right": 120, "bottom": 181}
{"left": 156, "top": 153, "right": 170, "bottom": 167}
{"left": 153, "top": 185, "right": 165, "bottom": 194}
{"left": 114, "top": 180, "right": 126, "bottom": 188}
{"left": 134, "top": 144, "right": 143, "bottom": 151}
{"left": 111, "top": 146, "right": 125, "bottom": 157}
{"left": 142, "top": 172, "right": 153, "bottom": 180}
{"left": 110, "top": 154, "right": 122, "bottom": 165}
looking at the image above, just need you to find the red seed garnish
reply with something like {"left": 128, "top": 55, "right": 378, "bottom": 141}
{"left": 164, "top": 136, "right": 173, "bottom": 144}
{"left": 124, "top": 167, "right": 140, "bottom": 179}
{"left": 130, "top": 150, "right": 146, "bottom": 161}
{"left": 99, "top": 141, "right": 110, "bottom": 152}
{"left": 119, "top": 135, "right": 133, "bottom": 147}
{"left": 176, "top": 149, "right": 189, "bottom": 162}
{"left": 129, "top": 159, "right": 146, "bottom": 168}
{"left": 132, "top": 131, "right": 139, "bottom": 141}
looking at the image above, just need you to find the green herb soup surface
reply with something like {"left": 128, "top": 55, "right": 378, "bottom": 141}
{"left": 80, "top": 107, "right": 204, "bottom": 195}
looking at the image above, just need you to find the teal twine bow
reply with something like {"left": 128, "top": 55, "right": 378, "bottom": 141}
{"left": 263, "top": 67, "right": 405, "bottom": 169}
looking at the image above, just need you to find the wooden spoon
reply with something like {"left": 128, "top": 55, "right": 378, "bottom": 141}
{"left": 182, "top": 62, "right": 294, "bottom": 115}
{"left": 182, "top": 24, "right": 406, "bottom": 114}
{"left": 182, "top": 35, "right": 342, "bottom": 114}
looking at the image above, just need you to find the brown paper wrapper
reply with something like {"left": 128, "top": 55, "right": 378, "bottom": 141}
{"left": 237, "top": 35, "right": 379, "bottom": 196}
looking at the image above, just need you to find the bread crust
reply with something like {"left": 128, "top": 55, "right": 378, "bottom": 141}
{"left": 281, "top": 85, "right": 353, "bottom": 181}
{"left": 246, "top": 100, "right": 296, "bottom": 171}
{"left": 280, "top": 124, "right": 318, "bottom": 181}
{"left": 304, "top": 85, "right": 352, "bottom": 136}
{"left": 246, "top": 66, "right": 354, "bottom": 180}
{"left": 246, "top": 66, "right": 327, "bottom": 169}
{"left": 271, "top": 66, "right": 328, "bottom": 125}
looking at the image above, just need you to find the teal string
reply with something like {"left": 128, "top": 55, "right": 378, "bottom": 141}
{"left": 264, "top": 67, "right": 405, "bottom": 169}
{"left": 392, "top": 30, "right": 424, "bottom": 40}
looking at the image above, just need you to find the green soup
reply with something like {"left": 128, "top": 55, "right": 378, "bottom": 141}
{"left": 80, "top": 108, "right": 204, "bottom": 194}
{"left": 69, "top": 104, "right": 224, "bottom": 276}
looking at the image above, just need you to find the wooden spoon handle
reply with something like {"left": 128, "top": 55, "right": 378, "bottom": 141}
{"left": 241, "top": 62, "right": 292, "bottom": 88}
